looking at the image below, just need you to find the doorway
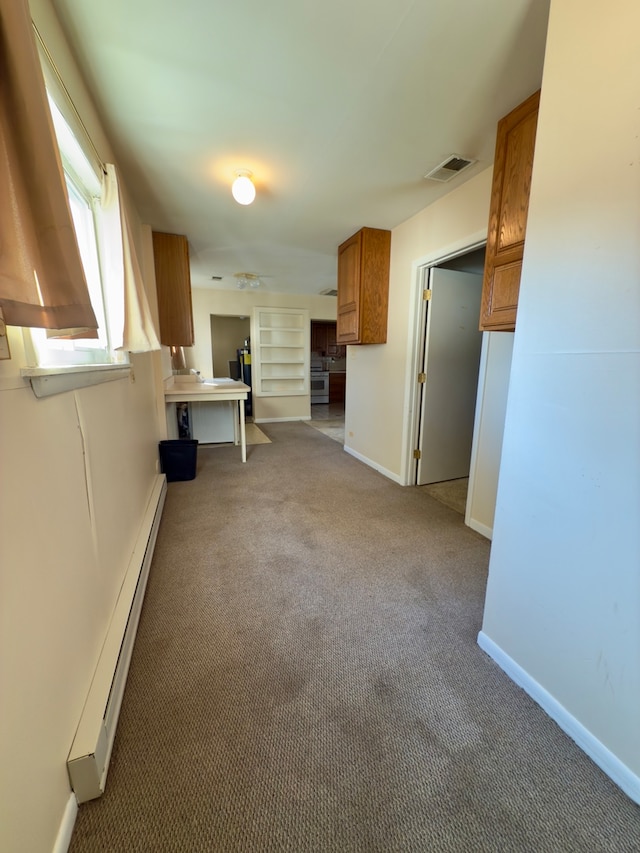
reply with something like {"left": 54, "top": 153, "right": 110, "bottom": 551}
{"left": 310, "top": 320, "right": 346, "bottom": 430}
{"left": 412, "top": 247, "right": 485, "bottom": 509}
{"left": 210, "top": 314, "right": 250, "bottom": 378}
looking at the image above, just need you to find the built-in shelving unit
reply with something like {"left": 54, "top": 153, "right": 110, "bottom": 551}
{"left": 251, "top": 308, "right": 310, "bottom": 396}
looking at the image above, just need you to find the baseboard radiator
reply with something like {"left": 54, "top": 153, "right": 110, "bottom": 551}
{"left": 67, "top": 474, "right": 167, "bottom": 804}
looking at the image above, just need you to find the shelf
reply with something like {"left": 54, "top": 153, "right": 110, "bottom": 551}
{"left": 260, "top": 378, "right": 306, "bottom": 392}
{"left": 259, "top": 326, "right": 303, "bottom": 332}
{"left": 258, "top": 311, "right": 304, "bottom": 324}
{"left": 261, "top": 374, "right": 304, "bottom": 381}
{"left": 251, "top": 306, "right": 310, "bottom": 398}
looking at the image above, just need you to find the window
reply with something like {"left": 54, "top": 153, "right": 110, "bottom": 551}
{"left": 23, "top": 95, "right": 127, "bottom": 369}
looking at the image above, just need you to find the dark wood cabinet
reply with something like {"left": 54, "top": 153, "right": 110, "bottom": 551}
{"left": 311, "top": 321, "right": 345, "bottom": 358}
{"left": 337, "top": 227, "right": 390, "bottom": 344}
{"left": 311, "top": 321, "right": 328, "bottom": 355}
{"left": 329, "top": 372, "right": 346, "bottom": 404}
{"left": 152, "top": 231, "right": 194, "bottom": 346}
{"left": 326, "top": 325, "right": 344, "bottom": 357}
{"left": 480, "top": 91, "right": 540, "bottom": 332}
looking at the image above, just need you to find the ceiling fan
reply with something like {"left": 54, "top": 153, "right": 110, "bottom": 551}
{"left": 233, "top": 272, "right": 262, "bottom": 290}
{"left": 210, "top": 272, "right": 268, "bottom": 289}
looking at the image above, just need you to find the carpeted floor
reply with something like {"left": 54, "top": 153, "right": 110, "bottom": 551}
{"left": 69, "top": 422, "right": 640, "bottom": 852}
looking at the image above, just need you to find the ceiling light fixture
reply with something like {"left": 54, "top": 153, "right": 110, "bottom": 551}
{"left": 231, "top": 170, "right": 256, "bottom": 205}
{"left": 234, "top": 272, "right": 262, "bottom": 289}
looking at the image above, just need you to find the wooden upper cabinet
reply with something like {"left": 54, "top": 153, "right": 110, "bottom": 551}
{"left": 326, "top": 323, "right": 345, "bottom": 357}
{"left": 311, "top": 321, "right": 329, "bottom": 355}
{"left": 480, "top": 90, "right": 540, "bottom": 331}
{"left": 337, "top": 226, "right": 391, "bottom": 345}
{"left": 311, "top": 321, "right": 345, "bottom": 357}
{"left": 152, "top": 231, "right": 194, "bottom": 346}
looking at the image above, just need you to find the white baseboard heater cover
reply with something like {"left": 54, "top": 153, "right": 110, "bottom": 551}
{"left": 67, "top": 474, "right": 167, "bottom": 803}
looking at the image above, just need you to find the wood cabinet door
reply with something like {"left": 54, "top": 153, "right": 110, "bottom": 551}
{"left": 326, "top": 323, "right": 344, "bottom": 356}
{"left": 312, "top": 321, "right": 343, "bottom": 356}
{"left": 359, "top": 227, "right": 391, "bottom": 344}
{"left": 337, "top": 231, "right": 361, "bottom": 343}
{"left": 311, "top": 321, "right": 329, "bottom": 354}
{"left": 329, "top": 372, "right": 346, "bottom": 403}
{"left": 337, "top": 227, "right": 390, "bottom": 345}
{"left": 480, "top": 90, "right": 540, "bottom": 331}
{"left": 152, "top": 232, "right": 194, "bottom": 346}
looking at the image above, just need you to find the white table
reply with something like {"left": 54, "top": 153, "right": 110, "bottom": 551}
{"left": 164, "top": 378, "right": 251, "bottom": 462}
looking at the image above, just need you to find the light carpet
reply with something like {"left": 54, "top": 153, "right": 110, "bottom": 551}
{"left": 69, "top": 422, "right": 640, "bottom": 852}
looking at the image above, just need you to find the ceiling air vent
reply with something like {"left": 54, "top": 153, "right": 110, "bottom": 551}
{"left": 320, "top": 288, "right": 338, "bottom": 297}
{"left": 424, "top": 155, "right": 476, "bottom": 183}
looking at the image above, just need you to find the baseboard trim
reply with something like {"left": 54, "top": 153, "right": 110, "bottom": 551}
{"left": 343, "top": 446, "right": 403, "bottom": 484}
{"left": 67, "top": 474, "right": 166, "bottom": 803}
{"left": 477, "top": 631, "right": 640, "bottom": 805}
{"left": 465, "top": 516, "right": 492, "bottom": 539}
{"left": 52, "top": 793, "right": 77, "bottom": 853}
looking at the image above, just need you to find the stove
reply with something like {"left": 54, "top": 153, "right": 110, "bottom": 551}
{"left": 310, "top": 359, "right": 329, "bottom": 404}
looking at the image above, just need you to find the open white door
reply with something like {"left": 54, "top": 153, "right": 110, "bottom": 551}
{"left": 416, "top": 268, "right": 483, "bottom": 485}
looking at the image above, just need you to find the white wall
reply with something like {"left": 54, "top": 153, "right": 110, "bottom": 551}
{"left": 344, "top": 169, "right": 493, "bottom": 482}
{"left": 466, "top": 332, "right": 514, "bottom": 538}
{"left": 189, "top": 288, "right": 337, "bottom": 421}
{"left": 481, "top": 0, "right": 640, "bottom": 799}
{"left": 0, "top": 3, "right": 164, "bottom": 851}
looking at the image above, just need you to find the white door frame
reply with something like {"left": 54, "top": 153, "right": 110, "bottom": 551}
{"left": 401, "top": 231, "right": 487, "bottom": 486}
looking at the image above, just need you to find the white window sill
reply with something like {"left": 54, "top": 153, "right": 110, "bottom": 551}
{"left": 21, "top": 364, "right": 131, "bottom": 398}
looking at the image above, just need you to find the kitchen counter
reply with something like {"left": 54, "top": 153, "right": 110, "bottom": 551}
{"left": 164, "top": 376, "right": 251, "bottom": 462}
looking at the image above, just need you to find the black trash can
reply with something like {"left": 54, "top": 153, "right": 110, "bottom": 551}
{"left": 159, "top": 439, "right": 198, "bottom": 482}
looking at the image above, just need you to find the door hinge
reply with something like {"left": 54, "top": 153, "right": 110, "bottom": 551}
{"left": 413, "top": 449, "right": 422, "bottom": 460}
{"left": 417, "top": 372, "right": 426, "bottom": 384}
{"left": 423, "top": 289, "right": 432, "bottom": 301}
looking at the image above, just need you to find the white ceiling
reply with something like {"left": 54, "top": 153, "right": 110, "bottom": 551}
{"left": 51, "top": 0, "right": 550, "bottom": 296}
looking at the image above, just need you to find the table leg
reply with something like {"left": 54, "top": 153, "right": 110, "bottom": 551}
{"left": 239, "top": 399, "right": 246, "bottom": 463}
{"left": 233, "top": 402, "right": 239, "bottom": 445}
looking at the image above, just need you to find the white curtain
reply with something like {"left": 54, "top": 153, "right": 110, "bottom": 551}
{"left": 100, "top": 164, "right": 160, "bottom": 353}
